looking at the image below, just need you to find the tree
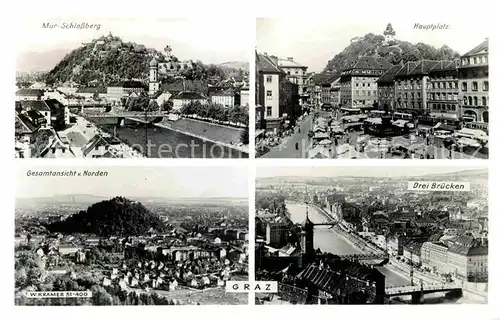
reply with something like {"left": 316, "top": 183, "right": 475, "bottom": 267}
{"left": 240, "top": 127, "right": 249, "bottom": 144}
{"left": 161, "top": 100, "right": 173, "bottom": 113}
{"left": 91, "top": 286, "right": 113, "bottom": 305}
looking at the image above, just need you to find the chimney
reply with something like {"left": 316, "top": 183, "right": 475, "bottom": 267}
{"left": 287, "top": 57, "right": 294, "bottom": 61}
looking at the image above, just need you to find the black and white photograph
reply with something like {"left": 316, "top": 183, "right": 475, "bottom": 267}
{"left": 255, "top": 166, "right": 488, "bottom": 304}
{"left": 15, "top": 18, "right": 250, "bottom": 159}
{"left": 15, "top": 166, "right": 249, "bottom": 305}
{"left": 255, "top": 19, "right": 489, "bottom": 159}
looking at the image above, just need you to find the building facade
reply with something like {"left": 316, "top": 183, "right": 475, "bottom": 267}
{"left": 458, "top": 39, "right": 489, "bottom": 130}
{"left": 377, "top": 65, "right": 402, "bottom": 111}
{"left": 278, "top": 57, "right": 308, "bottom": 107}
{"left": 420, "top": 242, "right": 448, "bottom": 273}
{"left": 340, "top": 57, "right": 392, "bottom": 110}
{"left": 394, "top": 60, "right": 441, "bottom": 116}
{"left": 256, "top": 52, "right": 299, "bottom": 134}
{"left": 426, "top": 60, "right": 460, "bottom": 122}
{"left": 265, "top": 223, "right": 289, "bottom": 248}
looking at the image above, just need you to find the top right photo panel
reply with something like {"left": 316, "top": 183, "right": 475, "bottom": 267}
{"left": 255, "top": 19, "right": 489, "bottom": 159}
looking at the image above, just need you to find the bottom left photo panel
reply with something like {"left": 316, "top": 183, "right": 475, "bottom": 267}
{"left": 14, "top": 166, "right": 249, "bottom": 306}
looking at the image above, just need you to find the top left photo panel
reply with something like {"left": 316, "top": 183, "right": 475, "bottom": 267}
{"left": 15, "top": 18, "right": 251, "bottom": 159}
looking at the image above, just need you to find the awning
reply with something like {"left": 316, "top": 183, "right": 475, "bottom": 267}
{"left": 313, "top": 125, "right": 327, "bottom": 132}
{"left": 313, "top": 132, "right": 330, "bottom": 139}
{"left": 344, "top": 122, "right": 363, "bottom": 128}
{"left": 430, "top": 112, "right": 459, "bottom": 120}
{"left": 365, "top": 118, "right": 382, "bottom": 125}
{"left": 456, "top": 137, "right": 481, "bottom": 148}
{"left": 435, "top": 123, "right": 456, "bottom": 131}
{"left": 392, "top": 119, "right": 408, "bottom": 127}
{"left": 341, "top": 107, "right": 361, "bottom": 112}
{"left": 456, "top": 128, "right": 487, "bottom": 139}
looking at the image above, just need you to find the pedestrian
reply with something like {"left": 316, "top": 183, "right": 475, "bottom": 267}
{"left": 295, "top": 142, "right": 299, "bottom": 150}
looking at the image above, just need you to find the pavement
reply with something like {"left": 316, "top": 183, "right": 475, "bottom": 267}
{"left": 261, "top": 115, "right": 313, "bottom": 158}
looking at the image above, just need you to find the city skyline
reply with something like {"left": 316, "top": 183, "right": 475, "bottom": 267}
{"left": 16, "top": 18, "right": 252, "bottom": 72}
{"left": 257, "top": 18, "right": 491, "bottom": 72}
{"left": 16, "top": 167, "right": 248, "bottom": 199}
{"left": 257, "top": 166, "right": 487, "bottom": 178}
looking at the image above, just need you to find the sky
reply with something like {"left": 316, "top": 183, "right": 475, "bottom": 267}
{"left": 16, "top": 166, "right": 248, "bottom": 199}
{"left": 16, "top": 17, "right": 252, "bottom": 72}
{"left": 257, "top": 18, "right": 491, "bottom": 72}
{"left": 257, "top": 166, "right": 487, "bottom": 178}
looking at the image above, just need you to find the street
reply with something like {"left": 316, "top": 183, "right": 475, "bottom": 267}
{"left": 261, "top": 115, "right": 313, "bottom": 158}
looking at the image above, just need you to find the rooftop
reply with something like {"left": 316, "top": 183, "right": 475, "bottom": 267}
{"left": 463, "top": 39, "right": 489, "bottom": 57}
{"left": 174, "top": 91, "right": 207, "bottom": 100}
{"left": 256, "top": 52, "right": 284, "bottom": 74}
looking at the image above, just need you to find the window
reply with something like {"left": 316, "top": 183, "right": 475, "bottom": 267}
{"left": 266, "top": 106, "right": 272, "bottom": 117}
{"left": 266, "top": 90, "right": 272, "bottom": 99}
{"left": 355, "top": 83, "right": 359, "bottom": 87}
{"left": 483, "top": 81, "right": 489, "bottom": 91}
{"left": 266, "top": 76, "right": 272, "bottom": 83}
{"left": 287, "top": 71, "right": 290, "bottom": 75}
{"left": 62, "top": 148, "right": 65, "bottom": 154}
{"left": 468, "top": 96, "right": 473, "bottom": 105}
{"left": 482, "top": 97, "right": 487, "bottom": 106}
{"left": 472, "top": 82, "right": 478, "bottom": 91}
{"left": 367, "top": 91, "right": 371, "bottom": 96}
{"left": 473, "top": 57, "right": 477, "bottom": 64}
{"left": 362, "top": 83, "right": 365, "bottom": 87}
{"left": 462, "top": 83, "right": 467, "bottom": 91}
{"left": 452, "top": 105, "right": 456, "bottom": 111}
{"left": 474, "top": 97, "right": 478, "bottom": 105}
{"left": 367, "top": 83, "right": 370, "bottom": 87}
{"left": 463, "top": 97, "right": 468, "bottom": 105}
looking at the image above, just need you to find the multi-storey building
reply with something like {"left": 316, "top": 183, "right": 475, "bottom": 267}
{"left": 210, "top": 88, "right": 240, "bottom": 108}
{"left": 318, "top": 73, "right": 340, "bottom": 109}
{"left": 447, "top": 243, "right": 488, "bottom": 281}
{"left": 340, "top": 57, "right": 392, "bottom": 110}
{"left": 427, "top": 60, "right": 460, "bottom": 123}
{"left": 278, "top": 57, "right": 308, "bottom": 107}
{"left": 394, "top": 60, "right": 440, "bottom": 116}
{"left": 256, "top": 52, "right": 299, "bottom": 134}
{"left": 458, "top": 39, "right": 489, "bottom": 131}
{"left": 420, "top": 241, "right": 448, "bottom": 273}
{"left": 266, "top": 222, "right": 289, "bottom": 248}
{"left": 377, "top": 65, "right": 403, "bottom": 111}
{"left": 330, "top": 78, "right": 341, "bottom": 108}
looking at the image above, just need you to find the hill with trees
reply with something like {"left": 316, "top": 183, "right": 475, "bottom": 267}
{"left": 46, "top": 196, "right": 167, "bottom": 236}
{"left": 44, "top": 34, "right": 230, "bottom": 86}
{"left": 323, "top": 33, "right": 460, "bottom": 73}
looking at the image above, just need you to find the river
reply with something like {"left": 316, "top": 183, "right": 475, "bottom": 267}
{"left": 287, "top": 202, "right": 409, "bottom": 287}
{"left": 93, "top": 120, "right": 248, "bottom": 158}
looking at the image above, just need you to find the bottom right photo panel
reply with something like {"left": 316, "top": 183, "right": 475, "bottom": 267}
{"left": 255, "top": 166, "right": 488, "bottom": 305}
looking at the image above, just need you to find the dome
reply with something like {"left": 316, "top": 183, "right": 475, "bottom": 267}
{"left": 150, "top": 57, "right": 158, "bottom": 67}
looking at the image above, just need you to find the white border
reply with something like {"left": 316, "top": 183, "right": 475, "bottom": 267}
{"left": 2, "top": 0, "right": 499, "bottom": 318}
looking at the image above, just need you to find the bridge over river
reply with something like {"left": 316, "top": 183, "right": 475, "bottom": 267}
{"left": 385, "top": 283, "right": 462, "bottom": 304}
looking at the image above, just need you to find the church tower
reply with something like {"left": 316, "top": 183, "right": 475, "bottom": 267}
{"left": 149, "top": 57, "right": 160, "bottom": 96}
{"left": 300, "top": 205, "right": 315, "bottom": 264}
{"left": 383, "top": 23, "right": 396, "bottom": 43}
